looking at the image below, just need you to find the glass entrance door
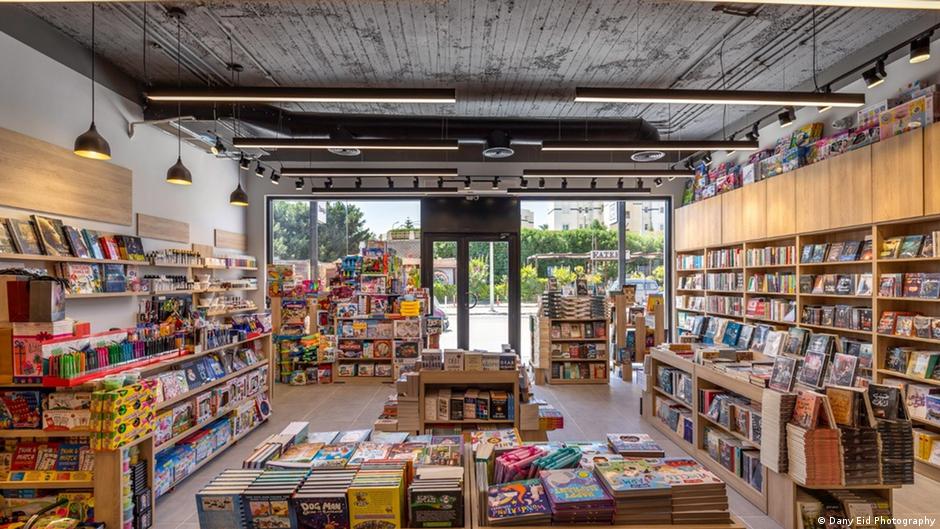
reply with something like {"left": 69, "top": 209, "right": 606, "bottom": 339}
{"left": 424, "top": 235, "right": 518, "bottom": 352}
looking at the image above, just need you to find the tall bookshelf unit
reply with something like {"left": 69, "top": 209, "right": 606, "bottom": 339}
{"left": 536, "top": 316, "right": 610, "bottom": 385}
{"left": 673, "top": 122, "right": 940, "bottom": 482}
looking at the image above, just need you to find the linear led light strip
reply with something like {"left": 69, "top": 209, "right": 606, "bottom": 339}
{"left": 540, "top": 140, "right": 759, "bottom": 152}
{"left": 682, "top": 0, "right": 940, "bottom": 9}
{"left": 281, "top": 168, "right": 459, "bottom": 177}
{"left": 147, "top": 88, "right": 456, "bottom": 104}
{"left": 574, "top": 88, "right": 866, "bottom": 107}
{"left": 233, "top": 138, "right": 459, "bottom": 151}
{"left": 522, "top": 169, "right": 694, "bottom": 178}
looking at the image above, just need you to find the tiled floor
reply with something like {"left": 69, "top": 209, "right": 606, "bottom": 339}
{"left": 155, "top": 375, "right": 940, "bottom": 529}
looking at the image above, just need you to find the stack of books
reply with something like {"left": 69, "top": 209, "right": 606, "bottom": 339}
{"left": 195, "top": 469, "right": 263, "bottom": 529}
{"left": 291, "top": 469, "right": 356, "bottom": 529}
{"left": 868, "top": 383, "right": 915, "bottom": 485}
{"left": 786, "top": 424, "right": 843, "bottom": 487}
{"left": 540, "top": 293, "right": 606, "bottom": 319}
{"left": 243, "top": 470, "right": 307, "bottom": 529}
{"left": 593, "top": 460, "right": 673, "bottom": 524}
{"left": 760, "top": 390, "right": 798, "bottom": 473}
{"left": 486, "top": 479, "right": 551, "bottom": 526}
{"left": 606, "top": 433, "right": 665, "bottom": 457}
{"left": 839, "top": 426, "right": 882, "bottom": 485}
{"left": 409, "top": 467, "right": 464, "bottom": 528}
{"left": 397, "top": 396, "right": 420, "bottom": 432}
{"left": 349, "top": 460, "right": 407, "bottom": 529}
{"left": 241, "top": 438, "right": 284, "bottom": 469}
{"left": 265, "top": 441, "right": 324, "bottom": 470}
{"left": 540, "top": 468, "right": 614, "bottom": 524}
{"left": 666, "top": 459, "right": 730, "bottom": 525}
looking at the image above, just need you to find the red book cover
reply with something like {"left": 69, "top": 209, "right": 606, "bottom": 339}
{"left": 11, "top": 443, "right": 38, "bottom": 471}
{"left": 98, "top": 237, "right": 119, "bottom": 260}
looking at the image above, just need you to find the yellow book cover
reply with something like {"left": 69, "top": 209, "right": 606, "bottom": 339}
{"left": 349, "top": 483, "right": 404, "bottom": 529}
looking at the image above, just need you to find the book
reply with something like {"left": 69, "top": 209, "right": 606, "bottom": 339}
{"left": 899, "top": 235, "right": 925, "bottom": 258}
{"left": 796, "top": 349, "right": 829, "bottom": 389}
{"left": 606, "top": 433, "right": 664, "bottom": 457}
{"left": 0, "top": 221, "right": 16, "bottom": 254}
{"left": 6, "top": 219, "right": 42, "bottom": 254}
{"left": 31, "top": 215, "right": 70, "bottom": 256}
{"left": 827, "top": 353, "right": 859, "bottom": 387}
{"left": 791, "top": 389, "right": 824, "bottom": 429}
{"left": 62, "top": 226, "right": 90, "bottom": 258}
{"left": 486, "top": 479, "right": 551, "bottom": 525}
{"left": 769, "top": 356, "right": 798, "bottom": 393}
{"left": 880, "top": 237, "right": 903, "bottom": 259}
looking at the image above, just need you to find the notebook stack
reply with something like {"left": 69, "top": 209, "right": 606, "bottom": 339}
{"left": 786, "top": 424, "right": 844, "bottom": 487}
{"left": 494, "top": 446, "right": 546, "bottom": 483}
{"left": 760, "top": 390, "right": 798, "bottom": 473}
{"left": 593, "top": 460, "right": 673, "bottom": 525}
{"left": 486, "top": 479, "right": 551, "bottom": 526}
{"left": 661, "top": 458, "right": 730, "bottom": 525}
{"left": 348, "top": 461, "right": 408, "bottom": 529}
{"left": 540, "top": 293, "right": 606, "bottom": 319}
{"left": 409, "top": 466, "right": 465, "bottom": 528}
{"left": 195, "top": 469, "right": 263, "bottom": 529}
{"left": 606, "top": 433, "right": 666, "bottom": 457}
{"left": 243, "top": 470, "right": 307, "bottom": 529}
{"left": 290, "top": 469, "right": 356, "bottom": 529}
{"left": 540, "top": 468, "right": 615, "bottom": 524}
{"left": 397, "top": 396, "right": 420, "bottom": 433}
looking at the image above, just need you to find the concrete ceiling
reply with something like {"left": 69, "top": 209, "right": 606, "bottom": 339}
{"left": 19, "top": 0, "right": 927, "bottom": 140}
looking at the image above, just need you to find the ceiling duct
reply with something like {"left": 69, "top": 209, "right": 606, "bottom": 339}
{"left": 328, "top": 127, "right": 361, "bottom": 157}
{"left": 482, "top": 130, "right": 515, "bottom": 159}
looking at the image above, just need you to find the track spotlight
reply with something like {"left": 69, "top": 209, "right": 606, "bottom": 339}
{"left": 387, "top": 177, "right": 394, "bottom": 188}
{"left": 538, "top": 178, "right": 545, "bottom": 189}
{"left": 239, "top": 156, "right": 250, "bottom": 171}
{"left": 270, "top": 171, "right": 280, "bottom": 185}
{"left": 745, "top": 123, "right": 759, "bottom": 141}
{"left": 654, "top": 177, "right": 664, "bottom": 187}
{"left": 590, "top": 178, "right": 597, "bottom": 189}
{"left": 561, "top": 178, "right": 568, "bottom": 189}
{"left": 255, "top": 164, "right": 266, "bottom": 178}
{"left": 295, "top": 178, "right": 304, "bottom": 191}
{"left": 464, "top": 177, "right": 472, "bottom": 190}
{"left": 413, "top": 176, "right": 420, "bottom": 188}
{"left": 617, "top": 178, "right": 624, "bottom": 189}
{"left": 777, "top": 106, "right": 796, "bottom": 128}
{"left": 703, "top": 153, "right": 713, "bottom": 166}
{"left": 520, "top": 177, "right": 528, "bottom": 188}
{"left": 911, "top": 34, "right": 931, "bottom": 64}
{"left": 325, "top": 177, "right": 333, "bottom": 189}
{"left": 635, "top": 178, "right": 642, "bottom": 189}
{"left": 355, "top": 177, "right": 363, "bottom": 189}
{"left": 437, "top": 177, "right": 444, "bottom": 189}
{"left": 862, "top": 59, "right": 886, "bottom": 89}
{"left": 491, "top": 177, "right": 500, "bottom": 190}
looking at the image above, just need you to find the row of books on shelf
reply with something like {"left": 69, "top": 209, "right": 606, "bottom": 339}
{"left": 653, "top": 395, "right": 694, "bottom": 444}
{"left": 0, "top": 440, "right": 95, "bottom": 474}
{"left": 880, "top": 377, "right": 938, "bottom": 424}
{"left": 550, "top": 362, "right": 608, "bottom": 381}
{"left": 745, "top": 245, "right": 795, "bottom": 267}
{"left": 881, "top": 232, "right": 938, "bottom": 260}
{"left": 705, "top": 272, "right": 743, "bottom": 291}
{"left": 745, "top": 297, "right": 796, "bottom": 322}
{"left": 704, "top": 426, "right": 763, "bottom": 492}
{"left": 151, "top": 347, "right": 265, "bottom": 404}
{"left": 801, "top": 273, "right": 872, "bottom": 296}
{"left": 0, "top": 215, "right": 147, "bottom": 261}
{"left": 549, "top": 320, "right": 606, "bottom": 339}
{"left": 883, "top": 347, "right": 940, "bottom": 381}
{"left": 677, "top": 274, "right": 703, "bottom": 290}
{"left": 879, "top": 272, "right": 940, "bottom": 299}
{"left": 878, "top": 311, "right": 940, "bottom": 339}
{"left": 657, "top": 366, "right": 693, "bottom": 406}
{"left": 155, "top": 392, "right": 270, "bottom": 497}
{"left": 746, "top": 272, "right": 796, "bottom": 294}
{"left": 802, "top": 304, "right": 873, "bottom": 331}
{"left": 418, "top": 349, "right": 518, "bottom": 371}
{"left": 707, "top": 247, "right": 742, "bottom": 269}
{"left": 700, "top": 389, "right": 762, "bottom": 446}
{"left": 338, "top": 339, "right": 420, "bottom": 360}
{"left": 706, "top": 295, "right": 743, "bottom": 317}
{"left": 424, "top": 388, "right": 514, "bottom": 422}
{"left": 676, "top": 254, "right": 704, "bottom": 270}
{"left": 549, "top": 342, "right": 606, "bottom": 360}
{"left": 801, "top": 239, "right": 873, "bottom": 263}
{"left": 914, "top": 428, "right": 940, "bottom": 465}
{"left": 676, "top": 295, "right": 705, "bottom": 312}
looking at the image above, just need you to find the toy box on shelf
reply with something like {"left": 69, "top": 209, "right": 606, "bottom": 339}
{"left": 268, "top": 263, "right": 325, "bottom": 385}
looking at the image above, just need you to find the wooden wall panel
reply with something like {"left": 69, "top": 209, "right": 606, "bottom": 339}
{"left": 872, "top": 128, "right": 924, "bottom": 222}
{"left": 720, "top": 188, "right": 744, "bottom": 244}
{"left": 741, "top": 181, "right": 767, "bottom": 241}
{"left": 795, "top": 161, "right": 830, "bottom": 233}
{"left": 924, "top": 123, "right": 940, "bottom": 215}
{"left": 214, "top": 229, "right": 247, "bottom": 251}
{"left": 701, "top": 197, "right": 723, "bottom": 247}
{"left": 674, "top": 206, "right": 690, "bottom": 251}
{"left": 828, "top": 146, "right": 872, "bottom": 229}
{"left": 137, "top": 213, "right": 189, "bottom": 243}
{"left": 0, "top": 126, "right": 132, "bottom": 225}
{"left": 764, "top": 172, "right": 795, "bottom": 238}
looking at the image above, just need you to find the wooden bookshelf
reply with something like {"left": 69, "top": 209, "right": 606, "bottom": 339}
{"left": 644, "top": 346, "right": 906, "bottom": 529}
{"left": 534, "top": 316, "right": 610, "bottom": 385}
{"left": 418, "top": 369, "right": 521, "bottom": 431}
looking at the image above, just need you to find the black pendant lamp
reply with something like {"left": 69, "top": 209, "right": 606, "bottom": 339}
{"left": 74, "top": 4, "right": 111, "bottom": 160}
{"left": 229, "top": 177, "right": 249, "bottom": 207}
{"left": 165, "top": 8, "right": 192, "bottom": 185}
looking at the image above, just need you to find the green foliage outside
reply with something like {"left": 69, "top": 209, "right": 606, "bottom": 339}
{"left": 271, "top": 200, "right": 311, "bottom": 261}
{"left": 318, "top": 202, "right": 375, "bottom": 262}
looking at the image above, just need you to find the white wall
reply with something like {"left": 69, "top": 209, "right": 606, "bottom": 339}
{"left": 0, "top": 31, "right": 245, "bottom": 330}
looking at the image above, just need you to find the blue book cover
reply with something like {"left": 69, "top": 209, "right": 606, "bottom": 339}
{"left": 196, "top": 489, "right": 248, "bottom": 529}
{"left": 539, "top": 469, "right": 610, "bottom": 505}
{"left": 722, "top": 321, "right": 742, "bottom": 347}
